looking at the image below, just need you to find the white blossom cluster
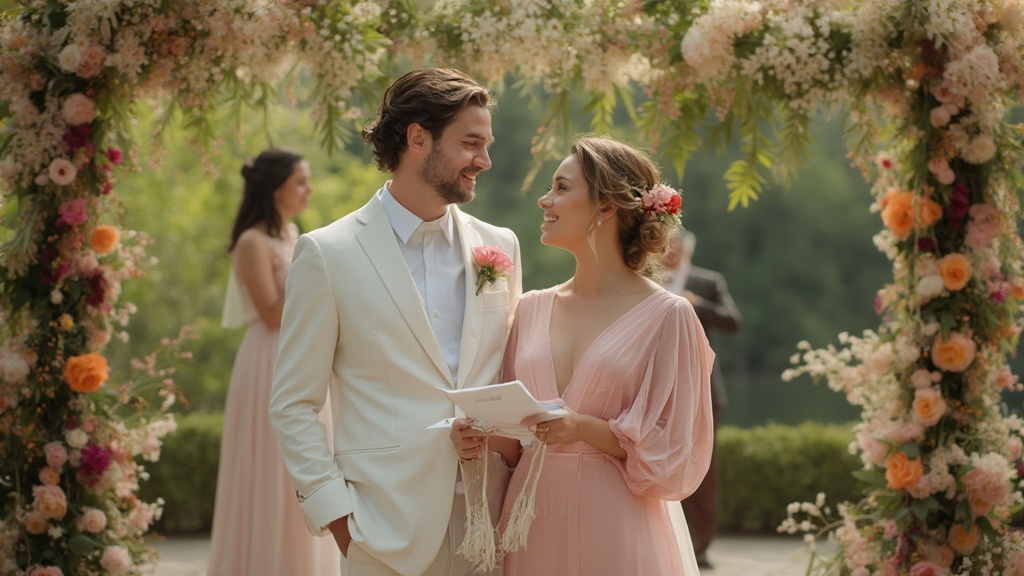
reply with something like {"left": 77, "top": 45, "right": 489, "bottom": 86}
{"left": 429, "top": 0, "right": 653, "bottom": 93}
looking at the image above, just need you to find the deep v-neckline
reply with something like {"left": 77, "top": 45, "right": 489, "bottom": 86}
{"left": 545, "top": 288, "right": 662, "bottom": 399}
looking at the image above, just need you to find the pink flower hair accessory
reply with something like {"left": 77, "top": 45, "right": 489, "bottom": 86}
{"left": 472, "top": 245, "right": 513, "bottom": 295}
{"left": 639, "top": 184, "right": 682, "bottom": 226}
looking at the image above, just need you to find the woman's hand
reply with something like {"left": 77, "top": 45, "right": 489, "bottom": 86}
{"left": 450, "top": 418, "right": 488, "bottom": 460}
{"left": 532, "top": 407, "right": 581, "bottom": 445}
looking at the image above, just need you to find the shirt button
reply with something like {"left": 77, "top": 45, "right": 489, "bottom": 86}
{"left": 429, "top": 267, "right": 436, "bottom": 275}
{"left": 434, "top": 310, "right": 441, "bottom": 318}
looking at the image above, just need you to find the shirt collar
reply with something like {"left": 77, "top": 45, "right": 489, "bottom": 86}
{"left": 381, "top": 183, "right": 454, "bottom": 246}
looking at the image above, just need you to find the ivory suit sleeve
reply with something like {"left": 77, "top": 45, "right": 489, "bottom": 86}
{"left": 269, "top": 233, "right": 352, "bottom": 532}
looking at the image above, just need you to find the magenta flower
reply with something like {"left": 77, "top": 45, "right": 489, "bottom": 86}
{"left": 79, "top": 444, "right": 111, "bottom": 476}
{"left": 57, "top": 199, "right": 88, "bottom": 227}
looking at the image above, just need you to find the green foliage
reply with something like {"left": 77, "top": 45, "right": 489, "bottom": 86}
{"left": 140, "top": 412, "right": 224, "bottom": 533}
{"left": 112, "top": 103, "right": 380, "bottom": 410}
{"left": 717, "top": 422, "right": 862, "bottom": 533}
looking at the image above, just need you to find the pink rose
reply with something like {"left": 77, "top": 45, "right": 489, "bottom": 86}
{"left": 44, "top": 441, "right": 68, "bottom": 467}
{"left": 100, "top": 545, "right": 133, "bottom": 573}
{"left": 963, "top": 454, "right": 1013, "bottom": 517}
{"left": 909, "top": 561, "right": 949, "bottom": 576}
{"left": 76, "top": 45, "right": 105, "bottom": 79}
{"left": 57, "top": 199, "right": 89, "bottom": 227}
{"left": 77, "top": 507, "right": 107, "bottom": 534}
{"left": 48, "top": 158, "right": 77, "bottom": 187}
{"left": 472, "top": 245, "right": 513, "bottom": 295}
{"left": 930, "top": 105, "right": 951, "bottom": 127}
{"left": 32, "top": 484, "right": 68, "bottom": 519}
{"left": 61, "top": 93, "right": 97, "bottom": 126}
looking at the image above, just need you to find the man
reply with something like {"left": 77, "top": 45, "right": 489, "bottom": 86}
{"left": 660, "top": 230, "right": 741, "bottom": 570}
{"left": 269, "top": 68, "right": 522, "bottom": 576}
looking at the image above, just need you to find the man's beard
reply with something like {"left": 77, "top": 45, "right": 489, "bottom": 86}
{"left": 421, "top": 146, "right": 475, "bottom": 204}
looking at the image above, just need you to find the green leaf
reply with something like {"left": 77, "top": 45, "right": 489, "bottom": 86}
{"left": 851, "top": 468, "right": 886, "bottom": 487}
{"left": 68, "top": 534, "right": 102, "bottom": 555}
{"left": 911, "top": 497, "right": 940, "bottom": 521}
{"left": 899, "top": 442, "right": 920, "bottom": 458}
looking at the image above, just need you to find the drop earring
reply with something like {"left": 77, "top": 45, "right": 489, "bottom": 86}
{"left": 597, "top": 218, "right": 602, "bottom": 227}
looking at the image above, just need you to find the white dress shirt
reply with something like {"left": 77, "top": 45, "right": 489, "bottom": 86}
{"left": 381, "top": 186, "right": 466, "bottom": 383}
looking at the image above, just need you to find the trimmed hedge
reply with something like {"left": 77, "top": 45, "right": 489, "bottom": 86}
{"left": 142, "top": 413, "right": 861, "bottom": 534}
{"left": 139, "top": 411, "right": 223, "bottom": 533}
{"left": 717, "top": 421, "right": 862, "bottom": 533}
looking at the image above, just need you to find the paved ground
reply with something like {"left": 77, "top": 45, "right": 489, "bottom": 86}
{"left": 150, "top": 533, "right": 820, "bottom": 576}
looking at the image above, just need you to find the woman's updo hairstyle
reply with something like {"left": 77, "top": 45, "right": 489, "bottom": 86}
{"left": 570, "top": 135, "right": 677, "bottom": 275}
{"left": 228, "top": 148, "right": 304, "bottom": 252}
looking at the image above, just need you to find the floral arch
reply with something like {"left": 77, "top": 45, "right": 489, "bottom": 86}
{"left": 2, "top": 0, "right": 1024, "bottom": 574}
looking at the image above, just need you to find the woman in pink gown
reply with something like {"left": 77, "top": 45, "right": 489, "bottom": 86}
{"left": 207, "top": 149, "right": 340, "bottom": 576}
{"left": 456, "top": 136, "right": 715, "bottom": 575}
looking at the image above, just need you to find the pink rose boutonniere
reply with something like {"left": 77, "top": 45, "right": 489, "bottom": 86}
{"left": 472, "top": 245, "right": 513, "bottom": 295}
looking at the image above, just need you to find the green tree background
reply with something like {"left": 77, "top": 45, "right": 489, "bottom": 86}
{"left": 103, "top": 86, "right": 916, "bottom": 427}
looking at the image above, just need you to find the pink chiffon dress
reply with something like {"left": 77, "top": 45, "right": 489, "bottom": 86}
{"left": 498, "top": 287, "right": 715, "bottom": 576}
{"left": 207, "top": 230, "right": 340, "bottom": 576}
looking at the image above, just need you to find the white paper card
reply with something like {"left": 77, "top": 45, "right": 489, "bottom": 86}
{"left": 427, "top": 380, "right": 567, "bottom": 441}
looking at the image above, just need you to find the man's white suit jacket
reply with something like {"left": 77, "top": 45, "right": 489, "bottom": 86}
{"left": 269, "top": 189, "right": 522, "bottom": 575}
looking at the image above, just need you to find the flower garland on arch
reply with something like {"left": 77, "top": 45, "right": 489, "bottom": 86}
{"left": 1, "top": 0, "right": 1023, "bottom": 574}
{"left": 0, "top": 1, "right": 398, "bottom": 573}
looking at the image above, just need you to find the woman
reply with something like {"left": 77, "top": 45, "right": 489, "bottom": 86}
{"left": 454, "top": 135, "right": 714, "bottom": 575}
{"left": 208, "top": 149, "right": 340, "bottom": 576}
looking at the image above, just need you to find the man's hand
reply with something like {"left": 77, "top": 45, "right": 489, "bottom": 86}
{"left": 329, "top": 516, "right": 351, "bottom": 556}
{"left": 450, "top": 418, "right": 487, "bottom": 460}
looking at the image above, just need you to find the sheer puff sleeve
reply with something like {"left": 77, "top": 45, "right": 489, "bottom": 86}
{"left": 607, "top": 298, "right": 715, "bottom": 501}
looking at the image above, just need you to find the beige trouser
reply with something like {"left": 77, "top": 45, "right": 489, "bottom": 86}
{"left": 345, "top": 453, "right": 509, "bottom": 576}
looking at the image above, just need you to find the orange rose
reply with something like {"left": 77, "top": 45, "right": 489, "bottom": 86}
{"left": 885, "top": 451, "right": 924, "bottom": 490}
{"left": 881, "top": 191, "right": 944, "bottom": 239}
{"left": 918, "top": 197, "right": 943, "bottom": 228}
{"left": 938, "top": 253, "right": 972, "bottom": 291}
{"left": 948, "top": 522, "right": 980, "bottom": 555}
{"left": 881, "top": 191, "right": 914, "bottom": 238}
{"left": 1011, "top": 280, "right": 1024, "bottom": 301}
{"left": 90, "top": 225, "right": 120, "bottom": 255}
{"left": 931, "top": 332, "right": 977, "bottom": 372}
{"left": 62, "top": 353, "right": 109, "bottom": 393}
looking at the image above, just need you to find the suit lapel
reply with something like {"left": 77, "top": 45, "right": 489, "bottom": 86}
{"left": 355, "top": 193, "right": 454, "bottom": 386}
{"left": 454, "top": 208, "right": 483, "bottom": 389}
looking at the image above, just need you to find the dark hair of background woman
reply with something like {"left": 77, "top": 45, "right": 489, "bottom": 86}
{"left": 228, "top": 148, "right": 304, "bottom": 252}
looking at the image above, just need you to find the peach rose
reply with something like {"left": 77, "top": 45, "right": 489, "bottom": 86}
{"left": 913, "top": 388, "right": 948, "bottom": 426}
{"left": 77, "top": 507, "right": 107, "bottom": 534}
{"left": 931, "top": 332, "right": 977, "bottom": 372}
{"left": 948, "top": 522, "right": 981, "bottom": 555}
{"left": 22, "top": 510, "right": 49, "bottom": 534}
{"left": 27, "top": 566, "right": 64, "bottom": 576}
{"left": 62, "top": 353, "right": 109, "bottom": 393}
{"left": 61, "top": 93, "right": 97, "bottom": 126}
{"left": 38, "top": 467, "right": 60, "bottom": 486}
{"left": 885, "top": 451, "right": 924, "bottom": 490}
{"left": 31, "top": 484, "right": 67, "bottom": 520}
{"left": 938, "top": 253, "right": 972, "bottom": 291}
{"left": 90, "top": 225, "right": 120, "bottom": 255}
